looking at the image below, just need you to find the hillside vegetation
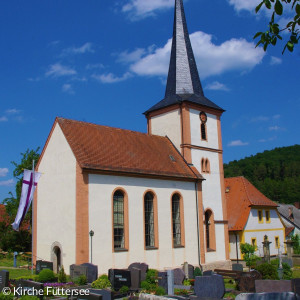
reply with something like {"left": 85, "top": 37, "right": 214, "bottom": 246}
{"left": 224, "top": 145, "right": 300, "bottom": 204}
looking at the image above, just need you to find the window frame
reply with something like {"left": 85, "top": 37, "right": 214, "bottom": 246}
{"left": 251, "top": 238, "right": 257, "bottom": 249}
{"left": 258, "top": 209, "right": 264, "bottom": 224}
{"left": 265, "top": 210, "right": 271, "bottom": 224}
{"left": 171, "top": 192, "right": 185, "bottom": 248}
{"left": 275, "top": 236, "right": 280, "bottom": 249}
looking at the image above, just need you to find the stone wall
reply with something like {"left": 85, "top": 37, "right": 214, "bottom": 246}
{"left": 201, "top": 260, "right": 232, "bottom": 271}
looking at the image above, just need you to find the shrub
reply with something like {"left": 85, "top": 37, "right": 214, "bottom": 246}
{"left": 119, "top": 286, "right": 129, "bottom": 294}
{"left": 38, "top": 269, "right": 56, "bottom": 283}
{"left": 146, "top": 269, "right": 158, "bottom": 285}
{"left": 174, "top": 288, "right": 188, "bottom": 295}
{"left": 15, "top": 275, "right": 38, "bottom": 281}
{"left": 183, "top": 279, "right": 191, "bottom": 286}
{"left": 91, "top": 276, "right": 111, "bottom": 289}
{"left": 292, "top": 234, "right": 300, "bottom": 254}
{"left": 74, "top": 275, "right": 87, "bottom": 285}
{"left": 99, "top": 274, "right": 109, "bottom": 280}
{"left": 140, "top": 280, "right": 154, "bottom": 291}
{"left": 0, "top": 293, "right": 14, "bottom": 300}
{"left": 270, "top": 259, "right": 293, "bottom": 280}
{"left": 255, "top": 263, "right": 279, "bottom": 280}
{"left": 58, "top": 266, "right": 67, "bottom": 283}
{"left": 154, "top": 286, "right": 166, "bottom": 295}
{"left": 194, "top": 267, "right": 202, "bottom": 277}
{"left": 240, "top": 243, "right": 260, "bottom": 271}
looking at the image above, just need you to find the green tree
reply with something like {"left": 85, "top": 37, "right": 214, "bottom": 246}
{"left": 254, "top": 0, "right": 300, "bottom": 53}
{"left": 240, "top": 243, "right": 260, "bottom": 271}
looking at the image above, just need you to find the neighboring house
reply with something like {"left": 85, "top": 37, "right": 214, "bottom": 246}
{"left": 277, "top": 203, "right": 300, "bottom": 238}
{"left": 34, "top": 0, "right": 230, "bottom": 274}
{"left": 225, "top": 177, "right": 286, "bottom": 260}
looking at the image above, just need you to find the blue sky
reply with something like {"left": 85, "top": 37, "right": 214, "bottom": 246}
{"left": 0, "top": 0, "right": 299, "bottom": 201}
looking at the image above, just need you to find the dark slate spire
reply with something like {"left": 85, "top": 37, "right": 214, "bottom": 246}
{"left": 145, "top": 0, "right": 224, "bottom": 115}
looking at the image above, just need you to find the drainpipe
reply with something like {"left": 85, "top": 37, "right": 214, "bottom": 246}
{"left": 235, "top": 232, "right": 239, "bottom": 263}
{"left": 195, "top": 182, "right": 201, "bottom": 266}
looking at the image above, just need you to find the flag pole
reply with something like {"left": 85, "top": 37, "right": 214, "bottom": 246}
{"left": 31, "top": 160, "right": 35, "bottom": 275}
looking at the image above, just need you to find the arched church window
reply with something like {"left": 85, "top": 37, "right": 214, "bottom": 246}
{"left": 144, "top": 191, "right": 158, "bottom": 249}
{"left": 199, "top": 112, "right": 207, "bottom": 141}
{"left": 113, "top": 189, "right": 128, "bottom": 250}
{"left": 205, "top": 159, "right": 210, "bottom": 173}
{"left": 171, "top": 193, "right": 185, "bottom": 247}
{"left": 205, "top": 209, "right": 216, "bottom": 251}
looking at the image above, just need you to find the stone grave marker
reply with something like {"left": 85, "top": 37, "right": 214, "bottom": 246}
{"left": 235, "top": 292, "right": 298, "bottom": 300}
{"left": 202, "top": 270, "right": 213, "bottom": 276}
{"left": 282, "top": 257, "right": 293, "bottom": 268}
{"left": 292, "top": 278, "right": 300, "bottom": 296}
{"left": 89, "top": 289, "right": 113, "bottom": 300}
{"left": 158, "top": 271, "right": 168, "bottom": 293}
{"left": 0, "top": 270, "right": 9, "bottom": 290}
{"left": 70, "top": 264, "right": 88, "bottom": 280}
{"left": 255, "top": 280, "right": 293, "bottom": 293}
{"left": 232, "top": 263, "right": 243, "bottom": 272}
{"left": 81, "top": 263, "right": 98, "bottom": 283}
{"left": 130, "top": 267, "right": 141, "bottom": 290}
{"left": 167, "top": 269, "right": 174, "bottom": 296}
{"left": 108, "top": 269, "right": 131, "bottom": 291}
{"left": 193, "top": 274, "right": 225, "bottom": 299}
{"left": 128, "top": 262, "right": 148, "bottom": 281}
{"left": 173, "top": 268, "right": 185, "bottom": 285}
{"left": 238, "top": 270, "right": 262, "bottom": 293}
{"left": 18, "top": 280, "right": 44, "bottom": 300}
{"left": 182, "top": 264, "right": 194, "bottom": 279}
{"left": 36, "top": 260, "right": 53, "bottom": 274}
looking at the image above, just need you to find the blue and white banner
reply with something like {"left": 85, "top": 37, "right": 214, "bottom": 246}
{"left": 12, "top": 169, "right": 42, "bottom": 231}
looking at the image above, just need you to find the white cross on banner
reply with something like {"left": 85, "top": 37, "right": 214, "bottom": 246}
{"left": 12, "top": 169, "right": 42, "bottom": 231}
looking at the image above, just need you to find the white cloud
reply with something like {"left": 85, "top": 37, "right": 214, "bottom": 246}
{"left": 0, "top": 179, "right": 14, "bottom": 186}
{"left": 62, "top": 43, "right": 94, "bottom": 55}
{"left": 62, "top": 84, "right": 75, "bottom": 94}
{"left": 118, "top": 48, "right": 148, "bottom": 63}
{"left": 228, "top": 0, "right": 261, "bottom": 12}
{"left": 122, "top": 0, "right": 173, "bottom": 19}
{"left": 228, "top": 140, "right": 249, "bottom": 147}
{"left": 130, "top": 31, "right": 265, "bottom": 79}
{"left": 259, "top": 136, "right": 277, "bottom": 142}
{"left": 250, "top": 115, "right": 270, "bottom": 122}
{"left": 0, "top": 116, "right": 8, "bottom": 122}
{"left": 5, "top": 109, "right": 20, "bottom": 114}
{"left": 269, "top": 125, "right": 281, "bottom": 131}
{"left": 0, "top": 168, "right": 9, "bottom": 177}
{"left": 92, "top": 72, "right": 133, "bottom": 84}
{"left": 86, "top": 64, "right": 104, "bottom": 70}
{"left": 45, "top": 63, "right": 77, "bottom": 78}
{"left": 270, "top": 56, "right": 282, "bottom": 65}
{"left": 205, "top": 81, "right": 230, "bottom": 91}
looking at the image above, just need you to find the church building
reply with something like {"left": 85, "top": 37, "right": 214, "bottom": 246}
{"left": 34, "top": 0, "right": 230, "bottom": 274}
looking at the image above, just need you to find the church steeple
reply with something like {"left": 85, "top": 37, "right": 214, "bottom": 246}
{"left": 145, "top": 0, "right": 223, "bottom": 115}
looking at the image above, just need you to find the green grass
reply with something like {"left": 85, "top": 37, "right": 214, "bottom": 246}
{"left": 224, "top": 292, "right": 236, "bottom": 299}
{"left": 0, "top": 267, "right": 32, "bottom": 279}
{"left": 0, "top": 256, "right": 30, "bottom": 268}
{"left": 293, "top": 268, "right": 300, "bottom": 278}
{"left": 224, "top": 278, "right": 237, "bottom": 290}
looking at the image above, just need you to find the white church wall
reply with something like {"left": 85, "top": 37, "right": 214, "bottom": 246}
{"left": 229, "top": 232, "right": 241, "bottom": 260}
{"left": 88, "top": 174, "right": 201, "bottom": 274}
{"left": 37, "top": 123, "right": 77, "bottom": 269}
{"left": 189, "top": 109, "right": 219, "bottom": 150}
{"left": 150, "top": 109, "right": 182, "bottom": 151}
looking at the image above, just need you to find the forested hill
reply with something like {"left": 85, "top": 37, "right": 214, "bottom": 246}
{"left": 224, "top": 145, "right": 300, "bottom": 204}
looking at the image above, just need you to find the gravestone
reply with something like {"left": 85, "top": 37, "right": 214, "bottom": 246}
{"left": 128, "top": 262, "right": 148, "bottom": 281}
{"left": 0, "top": 270, "right": 9, "bottom": 290}
{"left": 108, "top": 269, "right": 131, "bottom": 291}
{"left": 238, "top": 270, "right": 262, "bottom": 293}
{"left": 18, "top": 280, "right": 44, "bottom": 300}
{"left": 130, "top": 267, "right": 141, "bottom": 290}
{"left": 90, "top": 289, "right": 113, "bottom": 300}
{"left": 193, "top": 274, "right": 225, "bottom": 299}
{"left": 232, "top": 263, "right": 243, "bottom": 272}
{"left": 70, "top": 264, "right": 88, "bottom": 280}
{"left": 235, "top": 292, "right": 298, "bottom": 300}
{"left": 158, "top": 271, "right": 168, "bottom": 293}
{"left": 81, "top": 263, "right": 98, "bottom": 283}
{"left": 202, "top": 270, "right": 213, "bottom": 276}
{"left": 292, "top": 278, "right": 300, "bottom": 295}
{"left": 282, "top": 257, "right": 293, "bottom": 268}
{"left": 255, "top": 280, "right": 293, "bottom": 293}
{"left": 187, "top": 264, "right": 194, "bottom": 279}
{"left": 36, "top": 260, "right": 53, "bottom": 274}
{"left": 173, "top": 268, "right": 185, "bottom": 285}
{"left": 167, "top": 269, "right": 174, "bottom": 296}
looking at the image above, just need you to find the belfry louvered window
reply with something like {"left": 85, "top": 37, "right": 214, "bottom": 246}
{"left": 172, "top": 194, "right": 181, "bottom": 246}
{"left": 113, "top": 191, "right": 125, "bottom": 249}
{"left": 144, "top": 192, "right": 155, "bottom": 247}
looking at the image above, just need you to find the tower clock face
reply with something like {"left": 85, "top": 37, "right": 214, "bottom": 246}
{"left": 200, "top": 112, "right": 207, "bottom": 123}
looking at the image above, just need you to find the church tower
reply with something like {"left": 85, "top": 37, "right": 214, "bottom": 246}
{"left": 145, "top": 0, "right": 229, "bottom": 263}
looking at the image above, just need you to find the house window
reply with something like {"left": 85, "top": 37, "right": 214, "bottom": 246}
{"left": 265, "top": 210, "right": 271, "bottom": 223}
{"left": 144, "top": 192, "right": 155, "bottom": 248}
{"left": 251, "top": 238, "right": 257, "bottom": 249}
{"left": 171, "top": 193, "right": 184, "bottom": 247}
{"left": 201, "top": 158, "right": 210, "bottom": 174}
{"left": 205, "top": 209, "right": 216, "bottom": 251}
{"left": 275, "top": 236, "right": 280, "bottom": 249}
{"left": 258, "top": 210, "right": 263, "bottom": 224}
{"left": 112, "top": 189, "right": 128, "bottom": 251}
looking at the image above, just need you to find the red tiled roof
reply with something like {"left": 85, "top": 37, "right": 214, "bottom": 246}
{"left": 55, "top": 118, "right": 202, "bottom": 181}
{"left": 225, "top": 176, "right": 278, "bottom": 231}
{"left": 285, "top": 226, "right": 295, "bottom": 237}
{"left": 0, "top": 204, "right": 6, "bottom": 223}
